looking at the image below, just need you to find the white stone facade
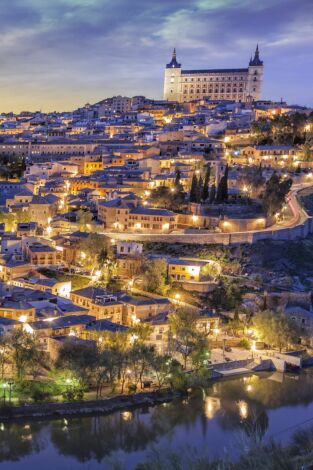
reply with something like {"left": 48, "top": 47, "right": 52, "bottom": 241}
{"left": 164, "top": 47, "right": 263, "bottom": 103}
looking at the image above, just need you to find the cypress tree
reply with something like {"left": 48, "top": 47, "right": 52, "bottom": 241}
{"left": 189, "top": 174, "right": 198, "bottom": 202}
{"left": 201, "top": 165, "right": 211, "bottom": 201}
{"left": 223, "top": 164, "right": 229, "bottom": 201}
{"left": 174, "top": 169, "right": 181, "bottom": 188}
{"left": 216, "top": 178, "right": 224, "bottom": 203}
{"left": 209, "top": 184, "right": 216, "bottom": 203}
{"left": 216, "top": 165, "right": 229, "bottom": 203}
{"left": 197, "top": 175, "right": 204, "bottom": 203}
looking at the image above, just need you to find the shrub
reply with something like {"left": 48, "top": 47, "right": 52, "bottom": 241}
{"left": 239, "top": 338, "right": 251, "bottom": 350}
{"left": 31, "top": 388, "right": 53, "bottom": 403}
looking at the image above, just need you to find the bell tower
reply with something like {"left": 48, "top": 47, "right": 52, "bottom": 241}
{"left": 163, "top": 49, "right": 182, "bottom": 102}
{"left": 247, "top": 45, "right": 264, "bottom": 102}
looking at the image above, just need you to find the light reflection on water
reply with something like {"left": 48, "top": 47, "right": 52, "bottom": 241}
{"left": 1, "top": 371, "right": 313, "bottom": 469}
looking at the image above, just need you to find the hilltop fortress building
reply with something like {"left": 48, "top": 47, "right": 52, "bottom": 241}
{"left": 164, "top": 46, "right": 263, "bottom": 103}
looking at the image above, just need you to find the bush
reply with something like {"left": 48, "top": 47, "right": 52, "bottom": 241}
{"left": 31, "top": 388, "right": 53, "bottom": 403}
{"left": 62, "top": 388, "right": 84, "bottom": 402}
{"left": 14, "top": 381, "right": 56, "bottom": 403}
{"left": 239, "top": 338, "right": 251, "bottom": 350}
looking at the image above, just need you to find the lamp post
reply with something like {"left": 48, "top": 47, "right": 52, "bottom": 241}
{"left": 3, "top": 383, "right": 7, "bottom": 406}
{"left": 251, "top": 341, "right": 256, "bottom": 359}
{"left": 8, "top": 381, "right": 13, "bottom": 405}
{"left": 222, "top": 338, "right": 226, "bottom": 360}
{"left": 213, "top": 328, "right": 220, "bottom": 348}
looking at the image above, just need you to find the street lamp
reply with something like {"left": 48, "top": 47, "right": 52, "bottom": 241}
{"left": 3, "top": 383, "right": 7, "bottom": 405}
{"left": 251, "top": 341, "right": 256, "bottom": 359}
{"left": 8, "top": 381, "right": 13, "bottom": 405}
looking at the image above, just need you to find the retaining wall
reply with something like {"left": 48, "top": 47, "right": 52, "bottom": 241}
{"left": 104, "top": 186, "right": 313, "bottom": 246}
{"left": 0, "top": 390, "right": 181, "bottom": 421}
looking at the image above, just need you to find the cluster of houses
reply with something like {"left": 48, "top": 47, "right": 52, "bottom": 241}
{"left": 0, "top": 95, "right": 312, "bottom": 358}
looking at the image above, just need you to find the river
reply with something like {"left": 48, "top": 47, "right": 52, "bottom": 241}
{"left": 1, "top": 370, "right": 313, "bottom": 469}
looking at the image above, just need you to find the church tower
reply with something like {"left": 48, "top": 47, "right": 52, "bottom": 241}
{"left": 164, "top": 49, "right": 182, "bottom": 101}
{"left": 247, "top": 45, "right": 264, "bottom": 102}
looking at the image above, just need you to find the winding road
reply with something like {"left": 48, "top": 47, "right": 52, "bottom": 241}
{"left": 101, "top": 183, "right": 313, "bottom": 246}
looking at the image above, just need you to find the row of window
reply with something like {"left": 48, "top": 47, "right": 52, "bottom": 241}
{"left": 129, "top": 223, "right": 172, "bottom": 229}
{"left": 182, "top": 76, "right": 246, "bottom": 82}
{"left": 128, "top": 216, "right": 175, "bottom": 222}
{"left": 185, "top": 88, "right": 244, "bottom": 94}
{"left": 183, "top": 94, "right": 244, "bottom": 100}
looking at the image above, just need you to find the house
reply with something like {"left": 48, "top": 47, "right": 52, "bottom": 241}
{"left": 116, "top": 256, "right": 143, "bottom": 278}
{"left": 98, "top": 195, "right": 178, "bottom": 233}
{"left": 12, "top": 276, "right": 71, "bottom": 298}
{"left": 240, "top": 145, "right": 299, "bottom": 168}
{"left": 24, "top": 243, "right": 63, "bottom": 266}
{"left": 0, "top": 299, "right": 36, "bottom": 322}
{"left": 84, "top": 318, "right": 129, "bottom": 341}
{"left": 70, "top": 287, "right": 124, "bottom": 323}
{"left": 284, "top": 306, "right": 313, "bottom": 347}
{"left": 0, "top": 258, "right": 31, "bottom": 282}
{"left": 167, "top": 257, "right": 220, "bottom": 282}
{"left": 31, "top": 314, "right": 96, "bottom": 338}
{"left": 16, "top": 222, "right": 38, "bottom": 238}
{"left": 145, "top": 310, "right": 220, "bottom": 355}
{"left": 29, "top": 195, "right": 59, "bottom": 227}
{"left": 120, "top": 294, "right": 171, "bottom": 323}
{"left": 116, "top": 241, "right": 143, "bottom": 256}
{"left": 0, "top": 317, "right": 20, "bottom": 335}
{"left": 145, "top": 311, "right": 172, "bottom": 355}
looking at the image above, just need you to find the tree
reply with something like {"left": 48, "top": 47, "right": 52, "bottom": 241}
{"left": 197, "top": 175, "right": 204, "bottom": 203}
{"left": 251, "top": 118, "right": 272, "bottom": 145}
{"left": 189, "top": 174, "right": 198, "bottom": 203}
{"left": 102, "top": 256, "right": 117, "bottom": 283}
{"left": 238, "top": 165, "right": 265, "bottom": 198}
{"left": 0, "top": 334, "right": 11, "bottom": 379}
{"left": 79, "top": 234, "right": 109, "bottom": 271}
{"left": 225, "top": 312, "right": 246, "bottom": 337}
{"left": 209, "top": 184, "right": 216, "bottom": 204}
{"left": 201, "top": 165, "right": 211, "bottom": 202}
{"left": 76, "top": 209, "right": 93, "bottom": 232}
{"left": 129, "top": 344, "right": 155, "bottom": 389}
{"left": 94, "top": 347, "right": 121, "bottom": 397}
{"left": 56, "top": 340, "right": 98, "bottom": 386}
{"left": 149, "top": 355, "right": 182, "bottom": 389}
{"left": 174, "top": 169, "right": 181, "bottom": 188}
{"left": 129, "top": 323, "right": 152, "bottom": 343}
{"left": 300, "top": 139, "right": 313, "bottom": 162}
{"left": 169, "top": 308, "right": 203, "bottom": 369}
{"left": 10, "top": 330, "right": 44, "bottom": 381}
{"left": 141, "top": 258, "right": 170, "bottom": 295}
{"left": 211, "top": 278, "right": 243, "bottom": 311}
{"left": 114, "top": 348, "right": 131, "bottom": 393}
{"left": 216, "top": 165, "right": 229, "bottom": 203}
{"left": 252, "top": 310, "right": 303, "bottom": 352}
{"left": 201, "top": 262, "right": 221, "bottom": 281}
{"left": 149, "top": 185, "right": 186, "bottom": 212}
{"left": 262, "top": 173, "right": 292, "bottom": 216}
{"left": 97, "top": 247, "right": 108, "bottom": 268}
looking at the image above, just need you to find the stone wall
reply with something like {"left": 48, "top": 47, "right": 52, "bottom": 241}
{"left": 0, "top": 390, "right": 182, "bottom": 421}
{"left": 104, "top": 188, "right": 313, "bottom": 246}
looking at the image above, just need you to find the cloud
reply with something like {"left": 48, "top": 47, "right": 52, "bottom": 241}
{"left": 0, "top": 0, "right": 312, "bottom": 111}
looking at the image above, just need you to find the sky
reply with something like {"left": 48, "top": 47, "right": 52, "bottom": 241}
{"left": 0, "top": 0, "right": 312, "bottom": 113}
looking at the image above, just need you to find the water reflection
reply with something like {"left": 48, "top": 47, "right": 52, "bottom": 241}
{"left": 0, "top": 421, "right": 45, "bottom": 462}
{"left": 0, "top": 371, "right": 313, "bottom": 466}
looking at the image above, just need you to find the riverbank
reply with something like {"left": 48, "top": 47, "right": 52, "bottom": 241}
{"left": 0, "top": 389, "right": 183, "bottom": 422}
{"left": 0, "top": 371, "right": 313, "bottom": 469}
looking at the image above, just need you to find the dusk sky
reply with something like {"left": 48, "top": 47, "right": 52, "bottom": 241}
{"left": 1, "top": 0, "right": 312, "bottom": 113}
